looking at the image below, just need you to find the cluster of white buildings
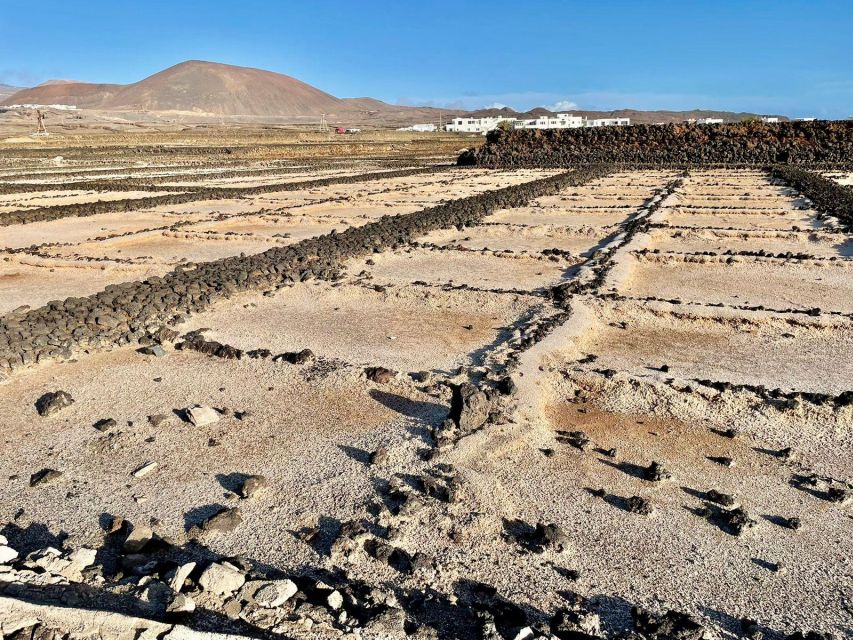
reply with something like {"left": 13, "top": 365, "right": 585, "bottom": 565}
{"left": 443, "top": 113, "right": 629, "bottom": 134}
{"left": 5, "top": 103, "right": 78, "bottom": 111}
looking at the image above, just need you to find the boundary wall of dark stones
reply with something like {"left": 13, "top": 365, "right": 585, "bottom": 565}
{"left": 0, "top": 165, "right": 612, "bottom": 374}
{"left": 771, "top": 165, "right": 853, "bottom": 229}
{"left": 0, "top": 165, "right": 448, "bottom": 227}
{"left": 0, "top": 159, "right": 439, "bottom": 195}
{"left": 458, "top": 121, "right": 853, "bottom": 167}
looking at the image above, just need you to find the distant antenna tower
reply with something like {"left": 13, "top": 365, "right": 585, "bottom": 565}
{"left": 33, "top": 109, "right": 49, "bottom": 136}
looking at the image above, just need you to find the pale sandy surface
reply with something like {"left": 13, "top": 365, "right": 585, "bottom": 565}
{"left": 183, "top": 281, "right": 542, "bottom": 374}
{"left": 648, "top": 228, "right": 853, "bottom": 258}
{"left": 0, "top": 165, "right": 850, "bottom": 638}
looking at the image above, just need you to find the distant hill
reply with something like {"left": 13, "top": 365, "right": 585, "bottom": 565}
{"left": 1, "top": 60, "right": 789, "bottom": 125}
{"left": 467, "top": 106, "right": 788, "bottom": 124}
{"left": 1, "top": 61, "right": 408, "bottom": 118}
{"left": 0, "top": 84, "right": 24, "bottom": 101}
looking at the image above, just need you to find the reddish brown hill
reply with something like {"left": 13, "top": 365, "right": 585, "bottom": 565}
{"left": 102, "top": 60, "right": 345, "bottom": 116}
{"left": 3, "top": 81, "right": 122, "bottom": 107}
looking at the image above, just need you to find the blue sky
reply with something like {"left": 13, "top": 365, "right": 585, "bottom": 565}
{"left": 1, "top": 0, "right": 851, "bottom": 118}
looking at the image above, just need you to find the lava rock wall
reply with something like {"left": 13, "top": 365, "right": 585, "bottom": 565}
{"left": 459, "top": 121, "right": 853, "bottom": 167}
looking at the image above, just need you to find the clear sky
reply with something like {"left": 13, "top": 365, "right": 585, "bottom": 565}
{"left": 1, "top": 0, "right": 851, "bottom": 118}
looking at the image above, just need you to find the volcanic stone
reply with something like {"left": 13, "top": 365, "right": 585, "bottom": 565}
{"left": 35, "top": 391, "right": 74, "bottom": 417}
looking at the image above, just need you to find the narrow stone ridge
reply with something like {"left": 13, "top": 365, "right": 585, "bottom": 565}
{"left": 0, "top": 165, "right": 446, "bottom": 227}
{"left": 771, "top": 165, "right": 853, "bottom": 230}
{"left": 0, "top": 165, "right": 612, "bottom": 373}
{"left": 459, "top": 120, "right": 853, "bottom": 167}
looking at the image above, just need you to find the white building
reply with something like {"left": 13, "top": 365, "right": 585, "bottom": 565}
{"left": 760, "top": 116, "right": 780, "bottom": 123}
{"left": 397, "top": 123, "right": 438, "bottom": 132}
{"left": 445, "top": 116, "right": 516, "bottom": 133}
{"left": 7, "top": 103, "right": 78, "bottom": 111}
{"left": 513, "top": 113, "right": 585, "bottom": 129}
{"left": 586, "top": 117, "right": 630, "bottom": 127}
{"left": 446, "top": 113, "right": 629, "bottom": 134}
{"left": 794, "top": 117, "right": 816, "bottom": 122}
{"left": 694, "top": 118, "right": 724, "bottom": 125}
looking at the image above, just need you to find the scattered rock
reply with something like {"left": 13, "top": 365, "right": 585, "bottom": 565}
{"left": 0, "top": 544, "right": 19, "bottom": 564}
{"left": 239, "top": 475, "right": 269, "bottom": 499}
{"left": 169, "top": 561, "right": 197, "bottom": 592}
{"left": 132, "top": 461, "right": 159, "bottom": 478}
{"left": 632, "top": 606, "right": 716, "bottom": 640}
{"left": 369, "top": 447, "right": 389, "bottom": 466}
{"left": 644, "top": 461, "right": 672, "bottom": 482}
{"left": 327, "top": 589, "right": 344, "bottom": 610}
{"left": 35, "top": 391, "right": 74, "bottom": 417}
{"left": 197, "top": 507, "right": 242, "bottom": 534}
{"left": 720, "top": 507, "right": 756, "bottom": 536}
{"left": 148, "top": 413, "right": 170, "bottom": 427}
{"left": 29, "top": 468, "right": 62, "bottom": 487}
{"left": 250, "top": 579, "right": 298, "bottom": 608}
{"left": 93, "top": 418, "right": 117, "bottom": 431}
{"left": 198, "top": 561, "right": 246, "bottom": 595}
{"left": 186, "top": 405, "right": 220, "bottom": 426}
{"left": 365, "top": 366, "right": 396, "bottom": 383}
{"left": 708, "top": 456, "right": 735, "bottom": 467}
{"left": 496, "top": 377, "right": 516, "bottom": 395}
{"left": 449, "top": 382, "right": 491, "bottom": 432}
{"left": 559, "top": 430, "right": 591, "bottom": 451}
{"left": 124, "top": 523, "right": 154, "bottom": 553}
{"left": 167, "top": 593, "right": 196, "bottom": 614}
{"left": 138, "top": 344, "right": 166, "bottom": 357}
{"left": 706, "top": 489, "right": 737, "bottom": 507}
{"left": 626, "top": 496, "right": 653, "bottom": 515}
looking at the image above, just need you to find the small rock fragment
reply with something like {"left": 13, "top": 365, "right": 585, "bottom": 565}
{"left": 0, "top": 545, "right": 19, "bottom": 564}
{"left": 124, "top": 523, "right": 154, "bottom": 553}
{"left": 327, "top": 589, "right": 344, "bottom": 610}
{"left": 93, "top": 418, "right": 117, "bottom": 432}
{"left": 369, "top": 447, "right": 389, "bottom": 466}
{"left": 626, "top": 496, "right": 653, "bottom": 515}
{"left": 198, "top": 507, "right": 242, "bottom": 534}
{"left": 239, "top": 475, "right": 269, "bottom": 499}
{"left": 198, "top": 562, "right": 246, "bottom": 595}
{"left": 138, "top": 345, "right": 166, "bottom": 357}
{"left": 132, "top": 461, "right": 159, "bottom": 478}
{"left": 644, "top": 461, "right": 672, "bottom": 481}
{"left": 365, "top": 366, "right": 396, "bottom": 383}
{"left": 251, "top": 579, "right": 298, "bottom": 608}
{"left": 706, "top": 489, "right": 736, "bottom": 507}
{"left": 186, "top": 405, "right": 220, "bottom": 426}
{"left": 29, "top": 468, "right": 62, "bottom": 487}
{"left": 169, "top": 562, "right": 197, "bottom": 592}
{"left": 148, "top": 414, "right": 170, "bottom": 427}
{"left": 35, "top": 391, "right": 74, "bottom": 417}
{"left": 167, "top": 593, "right": 196, "bottom": 613}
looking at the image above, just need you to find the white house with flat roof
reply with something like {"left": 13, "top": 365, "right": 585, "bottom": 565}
{"left": 513, "top": 113, "right": 585, "bottom": 129}
{"left": 446, "top": 113, "right": 629, "bottom": 133}
{"left": 586, "top": 117, "right": 630, "bottom": 127}
{"left": 445, "top": 116, "right": 516, "bottom": 133}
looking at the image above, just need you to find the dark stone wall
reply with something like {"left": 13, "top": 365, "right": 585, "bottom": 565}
{"left": 771, "top": 165, "right": 853, "bottom": 229}
{"left": 459, "top": 121, "right": 853, "bottom": 167}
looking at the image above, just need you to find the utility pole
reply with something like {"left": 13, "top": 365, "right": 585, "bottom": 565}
{"left": 34, "top": 110, "right": 48, "bottom": 136}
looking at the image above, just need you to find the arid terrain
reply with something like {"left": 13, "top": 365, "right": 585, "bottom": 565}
{"left": 0, "top": 132, "right": 851, "bottom": 640}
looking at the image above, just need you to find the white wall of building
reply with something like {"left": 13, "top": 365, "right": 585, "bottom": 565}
{"left": 446, "top": 113, "right": 630, "bottom": 133}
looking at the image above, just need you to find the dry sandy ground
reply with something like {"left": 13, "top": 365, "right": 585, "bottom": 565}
{"left": 0, "top": 164, "right": 850, "bottom": 639}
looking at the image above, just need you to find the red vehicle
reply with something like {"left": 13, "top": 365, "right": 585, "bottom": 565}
{"left": 335, "top": 127, "right": 346, "bottom": 134}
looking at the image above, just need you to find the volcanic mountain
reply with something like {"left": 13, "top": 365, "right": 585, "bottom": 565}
{"left": 1, "top": 61, "right": 399, "bottom": 118}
